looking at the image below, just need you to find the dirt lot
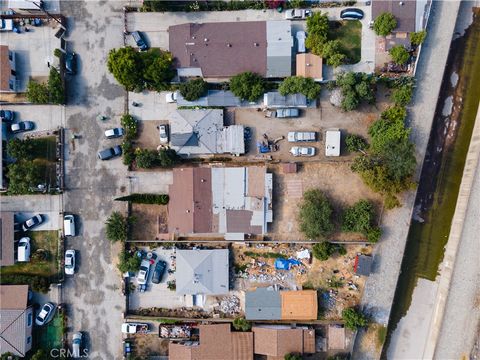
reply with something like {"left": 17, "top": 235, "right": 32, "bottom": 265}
{"left": 232, "top": 242, "right": 372, "bottom": 320}
{"left": 234, "top": 90, "right": 388, "bottom": 162}
{"left": 135, "top": 120, "right": 168, "bottom": 150}
{"left": 267, "top": 162, "right": 383, "bottom": 241}
{"left": 130, "top": 334, "right": 169, "bottom": 358}
{"left": 131, "top": 204, "right": 168, "bottom": 241}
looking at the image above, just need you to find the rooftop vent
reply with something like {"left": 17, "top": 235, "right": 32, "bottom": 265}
{"left": 254, "top": 42, "right": 259, "bottom": 47}
{"left": 226, "top": 43, "right": 232, "bottom": 47}
{"left": 204, "top": 38, "right": 208, "bottom": 42}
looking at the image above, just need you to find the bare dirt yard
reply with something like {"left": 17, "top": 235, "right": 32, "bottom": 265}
{"left": 267, "top": 162, "right": 384, "bottom": 241}
{"left": 232, "top": 242, "right": 372, "bottom": 320}
{"left": 130, "top": 334, "right": 169, "bottom": 358}
{"left": 136, "top": 120, "right": 168, "bottom": 150}
{"left": 130, "top": 203, "right": 168, "bottom": 241}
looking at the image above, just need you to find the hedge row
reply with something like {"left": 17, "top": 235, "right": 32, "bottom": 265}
{"left": 115, "top": 193, "right": 169, "bottom": 205}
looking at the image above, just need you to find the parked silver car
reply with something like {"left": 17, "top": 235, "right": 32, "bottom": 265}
{"left": 290, "top": 146, "right": 316, "bottom": 157}
{"left": 35, "top": 302, "right": 56, "bottom": 326}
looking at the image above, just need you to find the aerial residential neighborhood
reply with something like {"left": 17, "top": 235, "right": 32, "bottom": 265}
{"left": 1, "top": 0, "right": 479, "bottom": 359}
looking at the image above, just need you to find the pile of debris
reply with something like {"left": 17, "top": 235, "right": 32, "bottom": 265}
{"left": 217, "top": 296, "right": 241, "bottom": 316}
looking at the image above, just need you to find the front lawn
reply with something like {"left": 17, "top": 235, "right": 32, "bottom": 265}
{"left": 329, "top": 20, "right": 362, "bottom": 64}
{"left": 32, "top": 311, "right": 65, "bottom": 356}
{"left": 1, "top": 230, "right": 60, "bottom": 277}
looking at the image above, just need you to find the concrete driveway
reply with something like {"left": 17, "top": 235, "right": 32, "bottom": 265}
{"left": 60, "top": 1, "right": 128, "bottom": 359}
{"left": 0, "top": 105, "right": 65, "bottom": 134}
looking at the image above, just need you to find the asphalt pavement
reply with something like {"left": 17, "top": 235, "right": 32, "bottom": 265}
{"left": 60, "top": 1, "right": 128, "bottom": 359}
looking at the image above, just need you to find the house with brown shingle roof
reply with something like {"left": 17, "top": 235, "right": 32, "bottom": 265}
{"left": 168, "top": 167, "right": 273, "bottom": 239}
{"left": 169, "top": 21, "right": 292, "bottom": 79}
{"left": 252, "top": 325, "right": 316, "bottom": 359}
{"left": 0, "top": 212, "right": 15, "bottom": 267}
{"left": 169, "top": 324, "right": 253, "bottom": 360}
{"left": 0, "top": 285, "right": 33, "bottom": 357}
{"left": 0, "top": 45, "right": 17, "bottom": 93}
{"left": 296, "top": 53, "right": 323, "bottom": 81}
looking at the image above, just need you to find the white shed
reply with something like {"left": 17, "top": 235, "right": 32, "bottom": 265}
{"left": 325, "top": 129, "right": 341, "bottom": 157}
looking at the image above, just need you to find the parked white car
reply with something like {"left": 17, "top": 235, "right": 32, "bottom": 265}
{"left": 290, "top": 146, "right": 316, "bottom": 157}
{"left": 288, "top": 131, "right": 316, "bottom": 142}
{"left": 17, "top": 237, "right": 31, "bottom": 262}
{"left": 65, "top": 250, "right": 76, "bottom": 275}
{"left": 137, "top": 259, "right": 151, "bottom": 285}
{"left": 165, "top": 92, "right": 178, "bottom": 103}
{"left": 296, "top": 31, "right": 306, "bottom": 53}
{"left": 159, "top": 124, "right": 169, "bottom": 144}
{"left": 35, "top": 302, "right": 56, "bottom": 326}
{"left": 285, "top": 9, "right": 311, "bottom": 20}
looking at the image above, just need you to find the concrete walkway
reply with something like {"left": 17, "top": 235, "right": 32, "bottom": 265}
{"left": 353, "top": 1, "right": 461, "bottom": 358}
{"left": 429, "top": 106, "right": 480, "bottom": 359}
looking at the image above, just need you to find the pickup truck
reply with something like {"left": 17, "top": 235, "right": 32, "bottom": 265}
{"left": 121, "top": 322, "right": 150, "bottom": 334}
{"left": 265, "top": 108, "right": 300, "bottom": 118}
{"left": 285, "top": 9, "right": 312, "bottom": 20}
{"left": 288, "top": 131, "right": 316, "bottom": 142}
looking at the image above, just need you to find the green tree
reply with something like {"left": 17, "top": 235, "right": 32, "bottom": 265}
{"left": 342, "top": 308, "right": 368, "bottom": 330}
{"left": 135, "top": 148, "right": 158, "bottom": 168}
{"left": 229, "top": 72, "right": 265, "bottom": 102}
{"left": 368, "top": 107, "right": 409, "bottom": 153}
{"left": 142, "top": 48, "right": 175, "bottom": 91}
{"left": 6, "top": 161, "right": 42, "bottom": 195}
{"left": 180, "top": 78, "right": 208, "bottom": 101}
{"left": 312, "top": 241, "right": 336, "bottom": 261}
{"left": 232, "top": 317, "right": 251, "bottom": 331}
{"left": 105, "top": 211, "right": 128, "bottom": 242}
{"left": 410, "top": 30, "right": 427, "bottom": 46}
{"left": 117, "top": 250, "right": 142, "bottom": 273}
{"left": 121, "top": 114, "right": 138, "bottom": 140}
{"left": 159, "top": 148, "right": 180, "bottom": 167}
{"left": 107, "top": 47, "right": 144, "bottom": 91}
{"left": 7, "top": 138, "right": 34, "bottom": 160}
{"left": 26, "top": 80, "right": 49, "bottom": 104}
{"left": 306, "top": 11, "right": 329, "bottom": 43}
{"left": 284, "top": 354, "right": 302, "bottom": 360}
{"left": 278, "top": 76, "right": 321, "bottom": 100}
{"left": 30, "top": 349, "right": 47, "bottom": 360}
{"left": 336, "top": 72, "right": 376, "bottom": 111}
{"left": 373, "top": 12, "right": 397, "bottom": 36}
{"left": 366, "top": 226, "right": 382, "bottom": 243}
{"left": 122, "top": 140, "right": 135, "bottom": 166}
{"left": 115, "top": 193, "right": 169, "bottom": 205}
{"left": 345, "top": 134, "right": 368, "bottom": 153}
{"left": 48, "top": 67, "right": 65, "bottom": 104}
{"left": 389, "top": 45, "right": 410, "bottom": 65}
{"left": 382, "top": 140, "right": 416, "bottom": 182}
{"left": 392, "top": 84, "right": 413, "bottom": 106}
{"left": 31, "top": 276, "right": 50, "bottom": 293}
{"left": 1, "top": 353, "right": 19, "bottom": 360}
{"left": 298, "top": 189, "right": 334, "bottom": 240}
{"left": 342, "top": 200, "right": 376, "bottom": 234}
{"left": 322, "top": 40, "right": 346, "bottom": 67}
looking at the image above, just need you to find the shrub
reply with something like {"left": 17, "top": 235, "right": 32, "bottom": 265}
{"left": 122, "top": 141, "right": 135, "bottom": 166}
{"left": 142, "top": 48, "right": 175, "bottom": 91}
{"left": 284, "top": 354, "right": 302, "bottom": 360}
{"left": 389, "top": 45, "right": 410, "bottom": 65}
{"left": 48, "top": 67, "right": 65, "bottom": 104}
{"left": 373, "top": 12, "right": 397, "bottom": 36}
{"left": 392, "top": 84, "right": 413, "bottom": 106}
{"left": 6, "top": 161, "right": 42, "bottom": 195}
{"left": 342, "top": 200, "right": 376, "bottom": 234}
{"left": 54, "top": 48, "right": 62, "bottom": 58}
{"left": 0, "top": 275, "right": 50, "bottom": 293}
{"left": 117, "top": 249, "right": 142, "bottom": 273}
{"left": 121, "top": 114, "right": 138, "bottom": 140}
{"left": 312, "top": 241, "right": 336, "bottom": 261}
{"left": 232, "top": 317, "right": 251, "bottom": 331}
{"left": 135, "top": 148, "right": 159, "bottom": 168}
{"left": 179, "top": 78, "right": 208, "bottom": 101}
{"left": 342, "top": 307, "right": 368, "bottom": 330}
{"left": 298, "top": 189, "right": 334, "bottom": 240}
{"left": 115, "top": 193, "right": 169, "bottom": 205}
{"left": 337, "top": 245, "right": 347, "bottom": 256}
{"left": 366, "top": 226, "right": 382, "bottom": 243}
{"left": 26, "top": 80, "right": 49, "bottom": 104}
{"left": 159, "top": 148, "right": 180, "bottom": 167}
{"left": 278, "top": 76, "right": 321, "bottom": 100}
{"left": 410, "top": 30, "right": 427, "bottom": 46}
{"left": 105, "top": 211, "right": 128, "bottom": 242}
{"left": 345, "top": 134, "right": 369, "bottom": 153}
{"left": 7, "top": 138, "right": 34, "bottom": 160}
{"left": 229, "top": 72, "right": 265, "bottom": 102}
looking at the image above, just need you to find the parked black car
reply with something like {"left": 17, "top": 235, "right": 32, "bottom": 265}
{"left": 340, "top": 8, "right": 364, "bottom": 20}
{"left": 151, "top": 260, "right": 167, "bottom": 284}
{"left": 65, "top": 52, "right": 77, "bottom": 75}
{"left": 97, "top": 145, "right": 122, "bottom": 160}
{"left": 0, "top": 110, "right": 14, "bottom": 122}
{"left": 22, "top": 214, "right": 44, "bottom": 232}
{"left": 131, "top": 31, "right": 149, "bottom": 51}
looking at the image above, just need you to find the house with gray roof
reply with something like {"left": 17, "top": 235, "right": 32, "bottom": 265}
{"left": 169, "top": 109, "right": 245, "bottom": 156}
{"left": 264, "top": 91, "right": 317, "bottom": 108}
{"left": 175, "top": 249, "right": 229, "bottom": 295}
{"left": 0, "top": 285, "right": 33, "bottom": 357}
{"left": 245, "top": 288, "right": 282, "bottom": 320}
{"left": 169, "top": 21, "right": 292, "bottom": 79}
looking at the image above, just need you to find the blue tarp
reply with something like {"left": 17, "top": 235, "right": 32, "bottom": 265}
{"left": 274, "top": 258, "right": 301, "bottom": 270}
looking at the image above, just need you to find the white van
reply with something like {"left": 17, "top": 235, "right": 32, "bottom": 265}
{"left": 63, "top": 215, "right": 76, "bottom": 237}
{"left": 17, "top": 237, "right": 31, "bottom": 262}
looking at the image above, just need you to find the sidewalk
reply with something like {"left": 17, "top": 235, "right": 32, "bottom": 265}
{"left": 353, "top": 1, "right": 461, "bottom": 358}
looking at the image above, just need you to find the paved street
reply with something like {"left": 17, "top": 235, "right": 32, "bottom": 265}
{"left": 0, "top": 104, "right": 65, "bottom": 134}
{"left": 60, "top": 1, "right": 127, "bottom": 359}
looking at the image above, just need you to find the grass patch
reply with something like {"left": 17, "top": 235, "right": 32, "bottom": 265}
{"left": 155, "top": 318, "right": 179, "bottom": 324}
{"left": 33, "top": 311, "right": 64, "bottom": 354}
{"left": 1, "top": 231, "right": 59, "bottom": 277}
{"left": 329, "top": 20, "right": 362, "bottom": 64}
{"left": 31, "top": 136, "right": 57, "bottom": 161}
{"left": 243, "top": 251, "right": 286, "bottom": 259}
{"left": 377, "top": 324, "right": 387, "bottom": 346}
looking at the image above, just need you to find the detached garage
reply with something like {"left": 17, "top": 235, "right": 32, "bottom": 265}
{"left": 325, "top": 129, "right": 341, "bottom": 157}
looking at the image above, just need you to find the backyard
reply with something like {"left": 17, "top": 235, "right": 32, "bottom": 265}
{"left": 329, "top": 20, "right": 362, "bottom": 64}
{"left": 32, "top": 311, "right": 65, "bottom": 355}
{"left": 0, "top": 230, "right": 60, "bottom": 278}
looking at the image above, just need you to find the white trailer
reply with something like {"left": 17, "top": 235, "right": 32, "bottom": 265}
{"left": 325, "top": 129, "right": 341, "bottom": 157}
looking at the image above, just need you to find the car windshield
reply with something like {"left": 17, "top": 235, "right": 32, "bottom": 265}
{"left": 39, "top": 309, "right": 48, "bottom": 318}
{"left": 26, "top": 218, "right": 35, "bottom": 226}
{"left": 66, "top": 256, "right": 73, "bottom": 266}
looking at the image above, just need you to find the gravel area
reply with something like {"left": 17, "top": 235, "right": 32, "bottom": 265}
{"left": 353, "top": 1, "right": 461, "bottom": 358}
